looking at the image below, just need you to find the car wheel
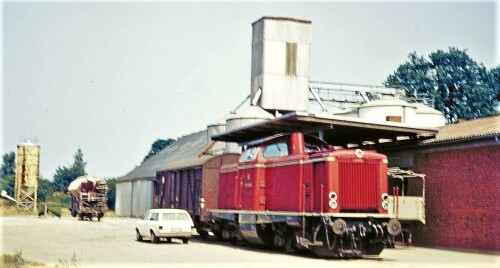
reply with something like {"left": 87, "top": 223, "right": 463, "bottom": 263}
{"left": 150, "top": 231, "right": 159, "bottom": 243}
{"left": 136, "top": 229, "right": 143, "bottom": 242}
{"left": 166, "top": 238, "right": 172, "bottom": 243}
{"left": 182, "top": 238, "right": 189, "bottom": 244}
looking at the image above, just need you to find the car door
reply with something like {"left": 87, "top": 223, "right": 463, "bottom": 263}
{"left": 138, "top": 210, "right": 151, "bottom": 235}
{"left": 147, "top": 212, "right": 160, "bottom": 235}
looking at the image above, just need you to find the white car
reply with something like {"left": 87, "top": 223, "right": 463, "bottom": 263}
{"left": 136, "top": 209, "right": 195, "bottom": 244}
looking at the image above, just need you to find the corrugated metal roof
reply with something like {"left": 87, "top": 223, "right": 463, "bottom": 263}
{"left": 212, "top": 112, "right": 437, "bottom": 146}
{"left": 253, "top": 16, "right": 312, "bottom": 25}
{"left": 118, "top": 130, "right": 209, "bottom": 182}
{"left": 421, "top": 115, "right": 500, "bottom": 144}
{"left": 158, "top": 155, "right": 214, "bottom": 172}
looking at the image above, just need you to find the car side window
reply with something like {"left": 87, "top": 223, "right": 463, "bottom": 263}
{"left": 162, "top": 213, "right": 175, "bottom": 220}
{"left": 149, "top": 212, "right": 159, "bottom": 221}
{"left": 263, "top": 142, "right": 289, "bottom": 158}
{"left": 176, "top": 213, "right": 191, "bottom": 221}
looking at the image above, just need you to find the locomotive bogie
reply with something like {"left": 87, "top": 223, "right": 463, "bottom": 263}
{"left": 209, "top": 210, "right": 400, "bottom": 257}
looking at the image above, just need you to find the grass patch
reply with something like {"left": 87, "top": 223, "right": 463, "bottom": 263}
{"left": 105, "top": 210, "right": 116, "bottom": 217}
{"left": 0, "top": 200, "right": 34, "bottom": 216}
{"left": 1, "top": 251, "right": 82, "bottom": 268}
{"left": 1, "top": 250, "right": 44, "bottom": 267}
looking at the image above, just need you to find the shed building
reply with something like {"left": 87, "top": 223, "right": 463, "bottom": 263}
{"left": 378, "top": 115, "right": 500, "bottom": 252}
{"left": 116, "top": 130, "right": 209, "bottom": 217}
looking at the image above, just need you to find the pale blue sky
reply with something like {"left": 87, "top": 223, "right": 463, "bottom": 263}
{"left": 2, "top": 1, "right": 498, "bottom": 179}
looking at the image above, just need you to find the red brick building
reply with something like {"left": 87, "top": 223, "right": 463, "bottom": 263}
{"left": 380, "top": 115, "right": 500, "bottom": 252}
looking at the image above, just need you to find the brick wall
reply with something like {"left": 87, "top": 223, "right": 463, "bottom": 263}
{"left": 407, "top": 146, "right": 500, "bottom": 251}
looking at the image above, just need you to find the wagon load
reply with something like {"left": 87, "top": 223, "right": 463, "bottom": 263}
{"left": 68, "top": 175, "right": 108, "bottom": 221}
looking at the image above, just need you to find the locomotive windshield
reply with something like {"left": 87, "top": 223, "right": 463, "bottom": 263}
{"left": 263, "top": 142, "right": 289, "bottom": 158}
{"left": 304, "top": 135, "right": 329, "bottom": 153}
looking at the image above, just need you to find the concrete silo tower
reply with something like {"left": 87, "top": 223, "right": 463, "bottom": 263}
{"left": 15, "top": 141, "right": 40, "bottom": 212}
{"left": 251, "top": 17, "right": 311, "bottom": 113}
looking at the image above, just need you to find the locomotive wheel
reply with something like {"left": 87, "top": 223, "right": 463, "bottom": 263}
{"left": 199, "top": 230, "right": 209, "bottom": 241}
{"left": 211, "top": 223, "right": 224, "bottom": 240}
{"left": 274, "top": 234, "right": 285, "bottom": 248}
{"left": 212, "top": 230, "right": 223, "bottom": 240}
{"left": 284, "top": 234, "right": 296, "bottom": 254}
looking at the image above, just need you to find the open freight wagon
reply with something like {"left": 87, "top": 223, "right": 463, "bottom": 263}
{"left": 68, "top": 175, "right": 108, "bottom": 221}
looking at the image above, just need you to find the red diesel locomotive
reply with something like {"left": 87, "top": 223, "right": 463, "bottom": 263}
{"left": 198, "top": 132, "right": 402, "bottom": 257}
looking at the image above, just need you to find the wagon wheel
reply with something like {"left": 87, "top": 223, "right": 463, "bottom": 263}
{"left": 199, "top": 230, "right": 209, "bottom": 241}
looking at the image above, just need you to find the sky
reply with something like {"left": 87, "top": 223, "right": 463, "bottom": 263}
{"left": 1, "top": 1, "right": 498, "bottom": 180}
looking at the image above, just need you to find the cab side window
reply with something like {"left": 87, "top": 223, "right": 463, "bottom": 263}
{"left": 239, "top": 146, "right": 261, "bottom": 162}
{"left": 263, "top": 142, "right": 289, "bottom": 158}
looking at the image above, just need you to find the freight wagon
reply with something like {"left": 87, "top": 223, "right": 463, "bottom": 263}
{"left": 68, "top": 175, "right": 108, "bottom": 221}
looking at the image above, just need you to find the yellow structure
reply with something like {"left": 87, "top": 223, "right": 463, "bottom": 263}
{"left": 14, "top": 142, "right": 40, "bottom": 212}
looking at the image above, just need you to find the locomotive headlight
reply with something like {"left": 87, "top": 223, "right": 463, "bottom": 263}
{"left": 381, "top": 193, "right": 389, "bottom": 210}
{"left": 355, "top": 149, "right": 363, "bottom": 158}
{"left": 328, "top": 192, "right": 338, "bottom": 209}
{"left": 329, "top": 200, "right": 338, "bottom": 209}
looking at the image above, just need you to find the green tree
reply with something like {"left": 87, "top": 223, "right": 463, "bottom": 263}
{"left": 53, "top": 148, "right": 87, "bottom": 192}
{"left": 1, "top": 152, "right": 16, "bottom": 176}
{"left": 385, "top": 47, "right": 499, "bottom": 122}
{"left": 106, "top": 178, "right": 116, "bottom": 210}
{"left": 37, "top": 177, "right": 55, "bottom": 202}
{"left": 142, "top": 138, "right": 175, "bottom": 162}
{"left": 0, "top": 152, "right": 16, "bottom": 196}
{"left": 488, "top": 66, "right": 500, "bottom": 101}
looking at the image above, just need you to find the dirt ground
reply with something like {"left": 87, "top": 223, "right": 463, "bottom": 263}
{"left": 1, "top": 215, "right": 498, "bottom": 267}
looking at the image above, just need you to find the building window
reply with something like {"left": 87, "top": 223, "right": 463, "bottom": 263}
{"left": 286, "top": 42, "right": 297, "bottom": 76}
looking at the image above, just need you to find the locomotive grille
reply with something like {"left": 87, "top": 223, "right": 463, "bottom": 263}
{"left": 338, "top": 161, "right": 379, "bottom": 211}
